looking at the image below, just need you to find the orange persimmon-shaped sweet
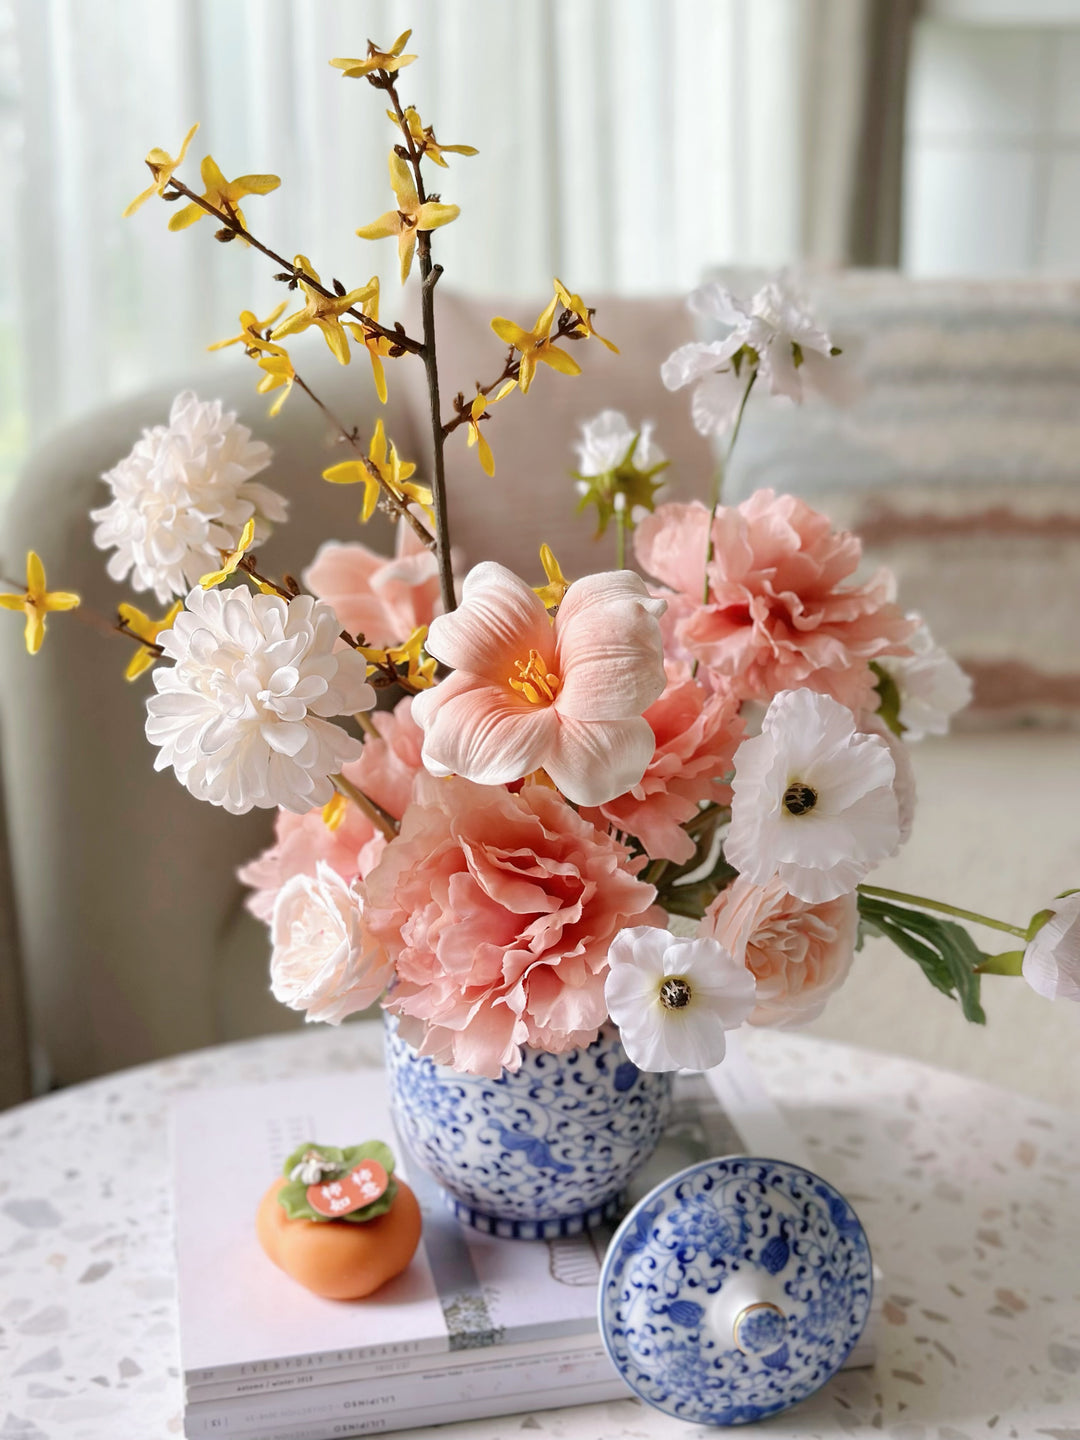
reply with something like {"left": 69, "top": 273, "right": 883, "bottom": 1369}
{"left": 256, "top": 1175, "right": 422, "bottom": 1300}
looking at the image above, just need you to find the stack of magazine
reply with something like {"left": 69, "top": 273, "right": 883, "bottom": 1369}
{"left": 172, "top": 1035, "right": 879, "bottom": 1439}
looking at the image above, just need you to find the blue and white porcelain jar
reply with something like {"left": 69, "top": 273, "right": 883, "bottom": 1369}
{"left": 385, "top": 1018, "right": 673, "bottom": 1238}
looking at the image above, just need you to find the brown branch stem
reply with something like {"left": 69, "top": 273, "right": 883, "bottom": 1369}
{"left": 165, "top": 178, "right": 424, "bottom": 355}
{"left": 384, "top": 76, "right": 457, "bottom": 614}
{"left": 290, "top": 373, "right": 435, "bottom": 553}
{"left": 331, "top": 771, "right": 398, "bottom": 839}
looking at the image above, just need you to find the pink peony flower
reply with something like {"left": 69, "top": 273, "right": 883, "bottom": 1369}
{"left": 634, "top": 492, "right": 914, "bottom": 711}
{"left": 412, "top": 561, "right": 667, "bottom": 807}
{"left": 702, "top": 875, "right": 858, "bottom": 1028}
{"left": 239, "top": 696, "right": 425, "bottom": 920}
{"left": 363, "top": 774, "right": 658, "bottom": 1076}
{"left": 582, "top": 674, "right": 744, "bottom": 862}
{"left": 350, "top": 694, "right": 426, "bottom": 823}
{"left": 303, "top": 519, "right": 441, "bottom": 647}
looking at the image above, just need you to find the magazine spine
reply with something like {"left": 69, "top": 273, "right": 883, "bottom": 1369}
{"left": 183, "top": 1337, "right": 447, "bottom": 1390}
{"left": 184, "top": 1376, "right": 627, "bottom": 1440}
{"left": 185, "top": 1330, "right": 596, "bottom": 1405}
{"left": 183, "top": 1343, "right": 615, "bottom": 1437}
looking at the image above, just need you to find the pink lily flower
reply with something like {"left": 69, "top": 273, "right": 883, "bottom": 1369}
{"left": 412, "top": 561, "right": 667, "bottom": 806}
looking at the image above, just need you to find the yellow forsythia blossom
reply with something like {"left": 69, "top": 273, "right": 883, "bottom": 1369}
{"left": 344, "top": 279, "right": 393, "bottom": 404}
{"left": 331, "top": 31, "right": 417, "bottom": 78}
{"left": 533, "top": 544, "right": 571, "bottom": 609}
{"left": 118, "top": 599, "right": 183, "bottom": 680}
{"left": 123, "top": 123, "right": 199, "bottom": 217}
{"left": 0, "top": 551, "right": 80, "bottom": 656}
{"left": 200, "top": 517, "right": 256, "bottom": 590}
{"left": 355, "top": 153, "right": 459, "bottom": 284}
{"left": 168, "top": 155, "right": 280, "bottom": 235}
{"left": 272, "top": 256, "right": 375, "bottom": 366}
{"left": 208, "top": 302, "right": 288, "bottom": 355}
{"left": 323, "top": 420, "right": 432, "bottom": 523}
{"left": 554, "top": 278, "right": 618, "bottom": 353}
{"left": 392, "top": 106, "right": 477, "bottom": 168}
{"left": 491, "top": 295, "right": 581, "bottom": 395}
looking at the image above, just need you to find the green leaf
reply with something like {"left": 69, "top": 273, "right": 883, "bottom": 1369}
{"left": 869, "top": 661, "right": 905, "bottom": 738}
{"left": 275, "top": 1140, "right": 400, "bottom": 1224}
{"left": 281, "top": 1142, "right": 345, "bottom": 1179}
{"left": 857, "top": 896, "right": 987, "bottom": 1024}
{"left": 340, "top": 1140, "right": 396, "bottom": 1177}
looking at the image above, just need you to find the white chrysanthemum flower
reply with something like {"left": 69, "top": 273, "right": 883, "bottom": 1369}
{"left": 271, "top": 863, "right": 393, "bottom": 1023}
{"left": 661, "top": 277, "right": 844, "bottom": 436}
{"left": 726, "top": 688, "right": 900, "bottom": 904}
{"left": 1022, "top": 894, "right": 1080, "bottom": 1003}
{"left": 92, "top": 391, "right": 288, "bottom": 603}
{"left": 146, "top": 587, "right": 375, "bottom": 814}
{"left": 605, "top": 927, "right": 756, "bottom": 1072}
{"left": 574, "top": 409, "right": 665, "bottom": 477}
{"left": 877, "top": 617, "right": 973, "bottom": 741}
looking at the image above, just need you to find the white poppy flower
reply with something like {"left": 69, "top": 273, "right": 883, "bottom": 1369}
{"left": 725, "top": 688, "right": 900, "bottom": 904}
{"left": 146, "top": 586, "right": 375, "bottom": 814}
{"left": 877, "top": 617, "right": 973, "bottom": 741}
{"left": 271, "top": 863, "right": 392, "bottom": 1023}
{"left": 1022, "top": 894, "right": 1080, "bottom": 1003}
{"left": 574, "top": 409, "right": 665, "bottom": 477}
{"left": 605, "top": 927, "right": 756, "bottom": 1072}
{"left": 92, "top": 391, "right": 288, "bottom": 603}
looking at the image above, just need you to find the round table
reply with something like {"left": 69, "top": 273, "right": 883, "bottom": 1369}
{"left": 2, "top": 1024, "right": 1078, "bottom": 1439}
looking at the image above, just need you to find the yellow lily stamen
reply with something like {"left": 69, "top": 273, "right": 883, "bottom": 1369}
{"left": 509, "top": 650, "right": 561, "bottom": 705}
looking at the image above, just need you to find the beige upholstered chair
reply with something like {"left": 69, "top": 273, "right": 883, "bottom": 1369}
{"left": 0, "top": 292, "right": 709, "bottom": 1087}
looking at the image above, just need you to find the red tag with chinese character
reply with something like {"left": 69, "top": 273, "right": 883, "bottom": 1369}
{"left": 306, "top": 1159, "right": 390, "bottom": 1218}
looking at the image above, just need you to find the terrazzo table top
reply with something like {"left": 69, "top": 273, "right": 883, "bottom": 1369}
{"left": 1, "top": 1024, "right": 1078, "bottom": 1440}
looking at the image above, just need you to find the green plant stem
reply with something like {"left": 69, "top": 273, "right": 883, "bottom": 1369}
{"left": 857, "top": 884, "right": 1028, "bottom": 939}
{"left": 701, "top": 370, "right": 756, "bottom": 605}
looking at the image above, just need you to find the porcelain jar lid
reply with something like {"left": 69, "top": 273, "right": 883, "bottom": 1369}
{"left": 597, "top": 1155, "right": 873, "bottom": 1427}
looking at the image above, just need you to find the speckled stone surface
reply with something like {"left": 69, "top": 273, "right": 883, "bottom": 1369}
{"left": 1, "top": 1024, "right": 1078, "bottom": 1439}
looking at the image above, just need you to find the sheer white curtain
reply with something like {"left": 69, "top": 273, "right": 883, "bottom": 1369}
{"left": 2, "top": 0, "right": 882, "bottom": 470}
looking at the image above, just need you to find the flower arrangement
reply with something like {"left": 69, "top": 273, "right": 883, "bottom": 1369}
{"left": 5, "top": 29, "right": 1078, "bottom": 1082}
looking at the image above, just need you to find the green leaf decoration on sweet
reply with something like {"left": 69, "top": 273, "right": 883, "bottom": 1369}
{"left": 276, "top": 1140, "right": 399, "bottom": 1224}
{"left": 857, "top": 895, "right": 987, "bottom": 1024}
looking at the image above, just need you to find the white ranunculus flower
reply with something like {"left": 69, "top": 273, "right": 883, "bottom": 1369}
{"left": 146, "top": 587, "right": 375, "bottom": 814}
{"left": 1022, "top": 894, "right": 1080, "bottom": 1003}
{"left": 605, "top": 928, "right": 756, "bottom": 1072}
{"left": 726, "top": 688, "right": 901, "bottom": 904}
{"left": 574, "top": 409, "right": 665, "bottom": 477}
{"left": 661, "top": 276, "right": 845, "bottom": 436}
{"left": 270, "top": 863, "right": 392, "bottom": 1023}
{"left": 877, "top": 617, "right": 973, "bottom": 741}
{"left": 92, "top": 391, "right": 288, "bottom": 603}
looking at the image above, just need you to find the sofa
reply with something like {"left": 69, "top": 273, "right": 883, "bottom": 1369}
{"left": 2, "top": 280, "right": 1078, "bottom": 1108}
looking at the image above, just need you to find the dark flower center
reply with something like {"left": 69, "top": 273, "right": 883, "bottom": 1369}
{"left": 659, "top": 976, "right": 692, "bottom": 1010}
{"left": 783, "top": 781, "right": 818, "bottom": 816}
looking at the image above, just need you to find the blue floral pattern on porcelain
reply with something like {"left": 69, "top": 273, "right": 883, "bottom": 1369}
{"left": 598, "top": 1156, "right": 873, "bottom": 1425}
{"left": 384, "top": 1019, "right": 673, "bottom": 1237}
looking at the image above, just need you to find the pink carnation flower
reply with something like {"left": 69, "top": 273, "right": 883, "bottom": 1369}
{"left": 303, "top": 520, "right": 441, "bottom": 646}
{"left": 702, "top": 875, "right": 858, "bottom": 1027}
{"left": 364, "top": 775, "right": 658, "bottom": 1076}
{"left": 413, "top": 561, "right": 667, "bottom": 807}
{"left": 634, "top": 492, "right": 913, "bottom": 710}
{"left": 239, "top": 696, "right": 425, "bottom": 920}
{"left": 582, "top": 674, "right": 744, "bottom": 862}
